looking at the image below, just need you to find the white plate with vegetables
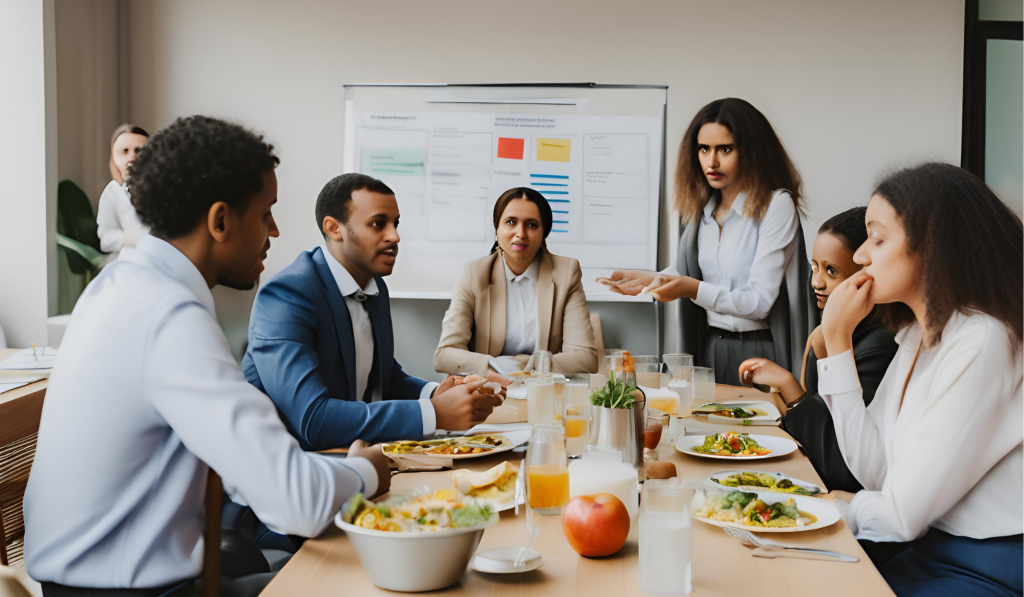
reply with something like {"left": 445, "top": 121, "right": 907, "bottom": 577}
{"left": 691, "top": 488, "right": 841, "bottom": 533}
{"left": 675, "top": 432, "right": 797, "bottom": 460}
{"left": 707, "top": 470, "right": 824, "bottom": 496}
{"left": 382, "top": 431, "right": 530, "bottom": 461}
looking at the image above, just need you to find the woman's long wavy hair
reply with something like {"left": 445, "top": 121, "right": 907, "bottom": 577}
{"left": 871, "top": 163, "right": 1023, "bottom": 349}
{"left": 675, "top": 98, "right": 804, "bottom": 223}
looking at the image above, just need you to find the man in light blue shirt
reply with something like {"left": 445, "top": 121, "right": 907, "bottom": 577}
{"left": 23, "top": 116, "right": 390, "bottom": 597}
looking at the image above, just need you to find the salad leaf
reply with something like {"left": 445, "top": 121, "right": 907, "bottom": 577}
{"left": 342, "top": 493, "right": 365, "bottom": 523}
{"left": 590, "top": 370, "right": 638, "bottom": 410}
{"left": 725, "top": 491, "right": 754, "bottom": 508}
{"left": 449, "top": 501, "right": 497, "bottom": 528}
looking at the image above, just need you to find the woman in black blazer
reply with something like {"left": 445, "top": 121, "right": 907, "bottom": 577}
{"left": 738, "top": 207, "right": 898, "bottom": 492}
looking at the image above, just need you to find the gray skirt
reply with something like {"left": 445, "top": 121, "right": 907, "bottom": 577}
{"left": 700, "top": 327, "right": 776, "bottom": 386}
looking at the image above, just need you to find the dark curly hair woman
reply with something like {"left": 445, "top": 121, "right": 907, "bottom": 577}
{"left": 817, "top": 163, "right": 1022, "bottom": 596}
{"left": 128, "top": 115, "right": 280, "bottom": 290}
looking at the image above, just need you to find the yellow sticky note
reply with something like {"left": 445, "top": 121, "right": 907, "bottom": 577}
{"left": 536, "top": 138, "right": 571, "bottom": 162}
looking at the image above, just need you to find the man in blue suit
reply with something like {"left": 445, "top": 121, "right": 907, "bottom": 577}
{"left": 242, "top": 173, "right": 501, "bottom": 450}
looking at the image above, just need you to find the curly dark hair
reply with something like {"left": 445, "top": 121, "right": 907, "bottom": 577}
{"left": 675, "top": 98, "right": 804, "bottom": 223}
{"left": 818, "top": 206, "right": 868, "bottom": 254}
{"left": 315, "top": 173, "right": 395, "bottom": 235}
{"left": 872, "top": 162, "right": 1023, "bottom": 348}
{"left": 128, "top": 116, "right": 279, "bottom": 239}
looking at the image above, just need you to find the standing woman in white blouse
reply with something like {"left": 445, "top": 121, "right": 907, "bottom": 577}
{"left": 608, "top": 98, "right": 815, "bottom": 385}
{"left": 820, "top": 163, "right": 1022, "bottom": 596}
{"left": 96, "top": 124, "right": 149, "bottom": 258}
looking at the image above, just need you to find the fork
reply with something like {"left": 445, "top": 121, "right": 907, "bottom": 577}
{"left": 721, "top": 526, "right": 859, "bottom": 562}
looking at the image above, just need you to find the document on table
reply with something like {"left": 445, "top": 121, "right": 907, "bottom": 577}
{"left": 0, "top": 375, "right": 44, "bottom": 394}
{"left": 0, "top": 348, "right": 58, "bottom": 370}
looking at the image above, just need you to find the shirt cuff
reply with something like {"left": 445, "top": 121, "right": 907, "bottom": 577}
{"left": 816, "top": 350, "right": 861, "bottom": 395}
{"left": 419, "top": 382, "right": 439, "bottom": 435}
{"left": 692, "top": 280, "right": 722, "bottom": 310}
{"left": 341, "top": 456, "right": 379, "bottom": 498}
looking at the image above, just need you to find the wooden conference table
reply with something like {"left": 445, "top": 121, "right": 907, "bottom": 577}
{"left": 262, "top": 385, "right": 895, "bottom": 597}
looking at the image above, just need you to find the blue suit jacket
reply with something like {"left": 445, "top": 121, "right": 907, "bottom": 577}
{"left": 242, "top": 247, "right": 429, "bottom": 450}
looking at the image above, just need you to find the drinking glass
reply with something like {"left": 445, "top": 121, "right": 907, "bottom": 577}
{"left": 564, "top": 375, "right": 591, "bottom": 458}
{"left": 639, "top": 479, "right": 694, "bottom": 595}
{"left": 662, "top": 354, "right": 694, "bottom": 379}
{"left": 598, "top": 348, "right": 624, "bottom": 377}
{"left": 525, "top": 375, "right": 556, "bottom": 426}
{"left": 530, "top": 350, "right": 552, "bottom": 375}
{"left": 635, "top": 361, "right": 664, "bottom": 389}
{"left": 525, "top": 423, "right": 569, "bottom": 515}
{"left": 691, "top": 366, "right": 715, "bottom": 408}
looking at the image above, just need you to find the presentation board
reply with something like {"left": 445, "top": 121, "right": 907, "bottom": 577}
{"left": 342, "top": 84, "right": 666, "bottom": 301}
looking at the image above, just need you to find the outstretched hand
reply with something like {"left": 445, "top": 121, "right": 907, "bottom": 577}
{"left": 597, "top": 270, "right": 656, "bottom": 296}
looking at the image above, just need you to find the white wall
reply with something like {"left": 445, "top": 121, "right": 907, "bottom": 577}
{"left": 0, "top": 0, "right": 59, "bottom": 349}
{"left": 124, "top": 0, "right": 964, "bottom": 376}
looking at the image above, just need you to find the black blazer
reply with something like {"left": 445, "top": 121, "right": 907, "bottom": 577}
{"left": 781, "top": 317, "right": 898, "bottom": 492}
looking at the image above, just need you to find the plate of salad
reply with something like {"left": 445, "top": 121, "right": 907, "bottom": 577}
{"left": 707, "top": 470, "right": 824, "bottom": 496}
{"left": 675, "top": 432, "right": 797, "bottom": 460}
{"left": 691, "top": 488, "right": 840, "bottom": 533}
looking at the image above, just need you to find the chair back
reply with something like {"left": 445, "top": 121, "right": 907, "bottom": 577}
{"left": 0, "top": 381, "right": 45, "bottom": 566}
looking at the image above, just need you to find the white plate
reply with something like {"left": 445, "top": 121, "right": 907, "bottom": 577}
{"left": 706, "top": 470, "right": 824, "bottom": 496}
{"left": 473, "top": 548, "right": 543, "bottom": 573}
{"left": 675, "top": 434, "right": 797, "bottom": 461}
{"left": 698, "top": 401, "right": 782, "bottom": 426}
{"left": 385, "top": 430, "right": 531, "bottom": 461}
{"left": 506, "top": 384, "right": 527, "bottom": 400}
{"left": 692, "top": 491, "right": 841, "bottom": 533}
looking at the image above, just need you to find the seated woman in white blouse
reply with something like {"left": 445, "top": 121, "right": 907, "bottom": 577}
{"left": 819, "top": 163, "right": 1022, "bottom": 597}
{"left": 97, "top": 123, "right": 150, "bottom": 258}
{"left": 434, "top": 187, "right": 598, "bottom": 378}
{"left": 606, "top": 98, "right": 815, "bottom": 385}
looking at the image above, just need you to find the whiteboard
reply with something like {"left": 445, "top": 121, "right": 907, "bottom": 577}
{"left": 342, "top": 85, "right": 666, "bottom": 301}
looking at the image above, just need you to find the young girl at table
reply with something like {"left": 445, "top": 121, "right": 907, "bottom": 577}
{"left": 605, "top": 98, "right": 815, "bottom": 385}
{"left": 737, "top": 207, "right": 898, "bottom": 493}
{"left": 819, "top": 163, "right": 1022, "bottom": 596}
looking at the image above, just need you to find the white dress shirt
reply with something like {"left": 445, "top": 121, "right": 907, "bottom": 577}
{"left": 692, "top": 190, "right": 798, "bottom": 332}
{"left": 500, "top": 254, "right": 540, "bottom": 358}
{"left": 24, "top": 236, "right": 377, "bottom": 589}
{"left": 817, "top": 311, "right": 1023, "bottom": 542}
{"left": 96, "top": 180, "right": 149, "bottom": 256}
{"left": 322, "top": 248, "right": 438, "bottom": 433}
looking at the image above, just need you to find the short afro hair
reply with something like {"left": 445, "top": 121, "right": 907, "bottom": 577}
{"left": 315, "top": 173, "right": 395, "bottom": 236}
{"left": 818, "top": 206, "right": 867, "bottom": 254}
{"left": 128, "top": 115, "right": 279, "bottom": 239}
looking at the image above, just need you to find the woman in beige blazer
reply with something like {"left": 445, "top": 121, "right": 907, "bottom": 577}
{"left": 434, "top": 187, "right": 598, "bottom": 377}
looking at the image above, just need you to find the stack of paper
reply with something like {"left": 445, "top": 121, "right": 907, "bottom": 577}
{"left": 0, "top": 347, "right": 58, "bottom": 371}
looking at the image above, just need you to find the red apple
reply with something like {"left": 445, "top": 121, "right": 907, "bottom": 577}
{"left": 561, "top": 493, "right": 630, "bottom": 557}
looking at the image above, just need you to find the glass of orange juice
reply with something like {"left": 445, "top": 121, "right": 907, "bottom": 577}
{"left": 525, "top": 423, "right": 569, "bottom": 515}
{"left": 564, "top": 375, "right": 591, "bottom": 458}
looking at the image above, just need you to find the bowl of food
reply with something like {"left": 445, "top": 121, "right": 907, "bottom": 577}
{"left": 335, "top": 490, "right": 499, "bottom": 592}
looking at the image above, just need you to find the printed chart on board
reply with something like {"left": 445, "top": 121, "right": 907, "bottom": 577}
{"left": 348, "top": 110, "right": 662, "bottom": 298}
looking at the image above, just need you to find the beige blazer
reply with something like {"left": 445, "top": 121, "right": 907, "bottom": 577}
{"left": 433, "top": 251, "right": 598, "bottom": 377}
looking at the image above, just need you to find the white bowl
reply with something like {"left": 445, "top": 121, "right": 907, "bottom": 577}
{"left": 334, "top": 512, "right": 487, "bottom": 592}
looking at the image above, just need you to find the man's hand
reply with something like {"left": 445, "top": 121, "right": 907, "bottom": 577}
{"left": 649, "top": 275, "right": 700, "bottom": 303}
{"left": 598, "top": 270, "right": 657, "bottom": 296}
{"left": 432, "top": 379, "right": 504, "bottom": 430}
{"left": 822, "top": 271, "right": 875, "bottom": 356}
{"left": 349, "top": 439, "right": 391, "bottom": 498}
{"left": 485, "top": 370, "right": 512, "bottom": 387}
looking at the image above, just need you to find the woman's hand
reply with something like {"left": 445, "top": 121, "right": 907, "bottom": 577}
{"left": 649, "top": 275, "right": 700, "bottom": 303}
{"left": 821, "top": 271, "right": 875, "bottom": 356}
{"left": 598, "top": 270, "right": 656, "bottom": 296}
{"left": 737, "top": 358, "right": 803, "bottom": 404}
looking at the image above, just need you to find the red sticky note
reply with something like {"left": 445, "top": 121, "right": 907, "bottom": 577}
{"left": 497, "top": 137, "right": 525, "bottom": 160}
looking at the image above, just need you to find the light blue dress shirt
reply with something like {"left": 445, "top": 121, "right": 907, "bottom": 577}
{"left": 24, "top": 236, "right": 376, "bottom": 589}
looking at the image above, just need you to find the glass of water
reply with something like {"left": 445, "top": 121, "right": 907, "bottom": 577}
{"left": 690, "top": 366, "right": 715, "bottom": 408}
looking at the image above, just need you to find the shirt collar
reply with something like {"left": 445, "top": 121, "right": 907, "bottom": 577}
{"left": 323, "top": 246, "right": 379, "bottom": 297}
{"left": 126, "top": 235, "right": 217, "bottom": 314}
{"left": 502, "top": 253, "right": 540, "bottom": 283}
{"left": 702, "top": 190, "right": 747, "bottom": 221}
